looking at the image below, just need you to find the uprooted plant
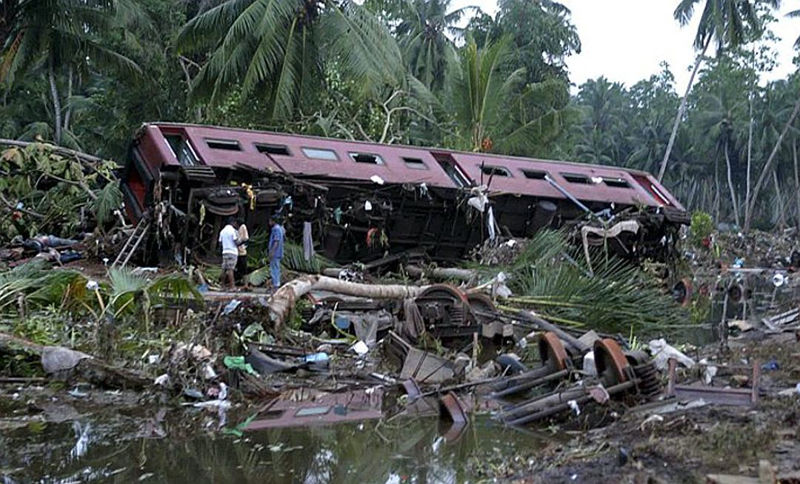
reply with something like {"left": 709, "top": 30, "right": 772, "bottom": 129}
{"left": 489, "top": 230, "right": 688, "bottom": 335}
{"left": 0, "top": 142, "right": 122, "bottom": 243}
{"left": 0, "top": 261, "right": 205, "bottom": 375}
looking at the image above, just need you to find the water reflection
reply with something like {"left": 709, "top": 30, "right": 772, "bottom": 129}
{"left": 0, "top": 406, "right": 548, "bottom": 484}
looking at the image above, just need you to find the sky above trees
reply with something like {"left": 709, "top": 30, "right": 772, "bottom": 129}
{"left": 452, "top": 0, "right": 800, "bottom": 89}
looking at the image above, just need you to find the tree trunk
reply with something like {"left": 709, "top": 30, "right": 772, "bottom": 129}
{"left": 0, "top": 138, "right": 104, "bottom": 164}
{"left": 267, "top": 275, "right": 428, "bottom": 329}
{"left": 724, "top": 144, "right": 740, "bottom": 227}
{"left": 773, "top": 171, "right": 786, "bottom": 230}
{"left": 48, "top": 55, "right": 62, "bottom": 145}
{"left": 714, "top": 155, "right": 721, "bottom": 222}
{"left": 793, "top": 140, "right": 800, "bottom": 229}
{"left": 745, "top": 96, "right": 800, "bottom": 232}
{"left": 745, "top": 97, "right": 754, "bottom": 227}
{"left": 63, "top": 65, "right": 73, "bottom": 132}
{"left": 658, "top": 37, "right": 711, "bottom": 182}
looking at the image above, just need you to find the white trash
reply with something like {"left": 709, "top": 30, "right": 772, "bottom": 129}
{"left": 648, "top": 339, "right": 695, "bottom": 371}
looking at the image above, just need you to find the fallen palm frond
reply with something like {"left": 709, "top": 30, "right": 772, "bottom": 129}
{"left": 498, "top": 230, "right": 687, "bottom": 335}
{"left": 247, "top": 241, "right": 333, "bottom": 286}
{"left": 0, "top": 261, "right": 87, "bottom": 313}
{"left": 0, "top": 143, "right": 121, "bottom": 243}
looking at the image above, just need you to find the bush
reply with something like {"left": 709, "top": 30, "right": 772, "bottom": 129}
{"left": 690, "top": 211, "right": 713, "bottom": 247}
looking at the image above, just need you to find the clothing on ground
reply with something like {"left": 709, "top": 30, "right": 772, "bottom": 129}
{"left": 303, "top": 222, "right": 313, "bottom": 261}
{"left": 237, "top": 224, "right": 249, "bottom": 256}
{"left": 269, "top": 224, "right": 285, "bottom": 259}
{"left": 270, "top": 257, "right": 281, "bottom": 289}
{"left": 219, "top": 224, "right": 239, "bottom": 256}
{"left": 222, "top": 254, "right": 237, "bottom": 271}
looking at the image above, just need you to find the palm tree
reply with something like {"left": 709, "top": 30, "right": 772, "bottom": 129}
{"left": 746, "top": 77, "right": 800, "bottom": 231}
{"left": 787, "top": 8, "right": 800, "bottom": 47}
{"left": 574, "top": 77, "right": 626, "bottom": 165}
{"left": 393, "top": 0, "right": 475, "bottom": 92}
{"left": 176, "top": 0, "right": 404, "bottom": 120}
{"left": 657, "top": 0, "right": 780, "bottom": 182}
{"left": 0, "top": 0, "right": 141, "bottom": 146}
{"left": 701, "top": 92, "right": 744, "bottom": 226}
{"left": 448, "top": 37, "right": 571, "bottom": 156}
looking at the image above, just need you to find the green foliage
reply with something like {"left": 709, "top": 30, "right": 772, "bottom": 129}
{"left": 447, "top": 37, "right": 574, "bottom": 156}
{"left": 247, "top": 241, "right": 332, "bottom": 286}
{"left": 503, "top": 230, "right": 687, "bottom": 335}
{"left": 177, "top": 0, "right": 404, "bottom": 119}
{"left": 0, "top": 143, "right": 121, "bottom": 241}
{"left": 690, "top": 211, "right": 714, "bottom": 246}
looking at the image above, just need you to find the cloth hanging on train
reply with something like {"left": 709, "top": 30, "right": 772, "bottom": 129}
{"left": 303, "top": 222, "right": 314, "bottom": 261}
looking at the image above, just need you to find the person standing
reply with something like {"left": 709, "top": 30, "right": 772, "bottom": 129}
{"left": 268, "top": 216, "right": 285, "bottom": 291}
{"left": 218, "top": 217, "right": 239, "bottom": 290}
{"left": 235, "top": 219, "right": 250, "bottom": 286}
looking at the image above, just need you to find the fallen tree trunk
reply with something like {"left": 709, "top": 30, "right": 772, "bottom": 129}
{"left": 403, "top": 265, "right": 477, "bottom": 282}
{"left": 268, "top": 275, "right": 428, "bottom": 330}
{"left": 0, "top": 331, "right": 151, "bottom": 390}
{"left": 0, "top": 138, "right": 105, "bottom": 165}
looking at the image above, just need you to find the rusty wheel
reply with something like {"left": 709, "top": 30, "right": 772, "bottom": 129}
{"left": 416, "top": 284, "right": 475, "bottom": 342}
{"left": 538, "top": 332, "right": 569, "bottom": 372}
{"left": 418, "top": 284, "right": 468, "bottom": 303}
{"left": 594, "top": 338, "right": 630, "bottom": 386}
{"left": 672, "top": 278, "right": 693, "bottom": 307}
{"left": 466, "top": 293, "right": 497, "bottom": 324}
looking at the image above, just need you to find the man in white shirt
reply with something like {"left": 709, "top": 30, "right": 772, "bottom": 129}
{"left": 218, "top": 217, "right": 239, "bottom": 290}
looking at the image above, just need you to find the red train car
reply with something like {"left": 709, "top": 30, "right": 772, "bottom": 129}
{"left": 121, "top": 123, "right": 689, "bottom": 263}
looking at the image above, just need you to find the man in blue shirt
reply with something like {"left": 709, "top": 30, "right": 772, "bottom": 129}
{"left": 268, "top": 216, "right": 285, "bottom": 291}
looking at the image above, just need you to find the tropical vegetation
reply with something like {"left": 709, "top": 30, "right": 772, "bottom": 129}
{"left": 1, "top": 0, "right": 799, "bottom": 231}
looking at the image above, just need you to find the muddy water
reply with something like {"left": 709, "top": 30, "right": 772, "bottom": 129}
{"left": 0, "top": 393, "right": 549, "bottom": 483}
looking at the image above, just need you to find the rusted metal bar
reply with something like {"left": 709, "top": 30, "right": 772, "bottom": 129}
{"left": 502, "top": 386, "right": 587, "bottom": 421}
{"left": 665, "top": 357, "right": 761, "bottom": 407}
{"left": 491, "top": 369, "right": 571, "bottom": 398}
{"left": 514, "top": 311, "right": 591, "bottom": 354}
{"left": 505, "top": 381, "right": 635, "bottom": 427}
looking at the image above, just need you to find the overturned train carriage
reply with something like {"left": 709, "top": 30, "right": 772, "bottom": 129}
{"left": 121, "top": 123, "right": 689, "bottom": 264}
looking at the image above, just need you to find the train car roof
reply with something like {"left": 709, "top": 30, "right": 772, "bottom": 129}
{"left": 141, "top": 122, "right": 684, "bottom": 210}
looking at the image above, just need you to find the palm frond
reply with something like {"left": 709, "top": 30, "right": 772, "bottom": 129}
{"left": 92, "top": 181, "right": 122, "bottom": 225}
{"left": 500, "top": 230, "right": 686, "bottom": 335}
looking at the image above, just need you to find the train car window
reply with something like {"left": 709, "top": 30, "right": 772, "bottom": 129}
{"left": 302, "top": 147, "right": 339, "bottom": 161}
{"left": 164, "top": 135, "right": 199, "bottom": 166}
{"left": 603, "top": 177, "right": 630, "bottom": 188}
{"left": 562, "top": 173, "right": 591, "bottom": 184}
{"left": 521, "top": 169, "right": 547, "bottom": 180}
{"left": 255, "top": 143, "right": 291, "bottom": 156}
{"left": 481, "top": 165, "right": 512, "bottom": 177}
{"left": 205, "top": 139, "right": 241, "bottom": 151}
{"left": 350, "top": 153, "right": 384, "bottom": 165}
{"left": 403, "top": 157, "right": 428, "bottom": 170}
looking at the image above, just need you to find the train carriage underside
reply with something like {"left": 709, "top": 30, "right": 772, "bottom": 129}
{"left": 120, "top": 123, "right": 690, "bottom": 266}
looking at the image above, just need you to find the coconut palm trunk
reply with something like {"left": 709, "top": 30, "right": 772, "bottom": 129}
{"left": 724, "top": 144, "right": 740, "bottom": 226}
{"left": 48, "top": 55, "right": 62, "bottom": 145}
{"left": 657, "top": 37, "right": 711, "bottom": 182}
{"left": 745, "top": 96, "right": 800, "bottom": 232}
{"left": 745, "top": 97, "right": 754, "bottom": 227}
{"left": 794, "top": 140, "right": 800, "bottom": 229}
{"left": 267, "top": 276, "right": 428, "bottom": 329}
